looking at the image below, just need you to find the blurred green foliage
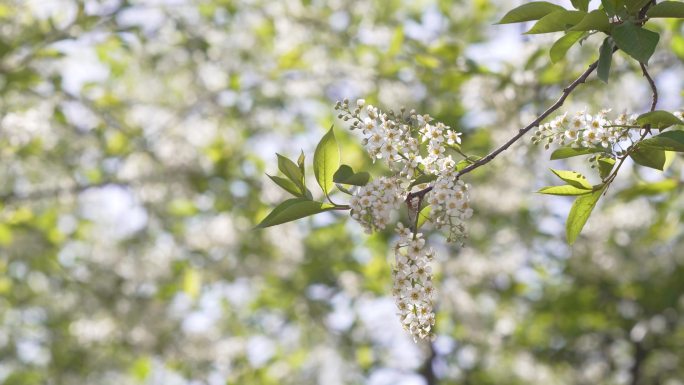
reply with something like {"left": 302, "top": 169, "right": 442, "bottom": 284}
{"left": 0, "top": 1, "right": 683, "bottom": 385}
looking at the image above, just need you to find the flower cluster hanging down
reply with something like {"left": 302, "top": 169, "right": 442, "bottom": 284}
{"left": 335, "top": 98, "right": 473, "bottom": 341}
{"left": 392, "top": 224, "right": 436, "bottom": 341}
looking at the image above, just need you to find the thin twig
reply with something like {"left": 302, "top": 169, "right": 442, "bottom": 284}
{"left": 629, "top": 341, "right": 647, "bottom": 385}
{"left": 407, "top": 53, "right": 608, "bottom": 202}
{"left": 640, "top": 62, "right": 658, "bottom": 115}
{"left": 603, "top": 61, "right": 658, "bottom": 189}
{"left": 0, "top": 167, "right": 196, "bottom": 204}
{"left": 407, "top": 0, "right": 659, "bottom": 204}
{"left": 0, "top": 180, "right": 127, "bottom": 203}
{"left": 419, "top": 341, "right": 437, "bottom": 385}
{"left": 454, "top": 59, "right": 599, "bottom": 177}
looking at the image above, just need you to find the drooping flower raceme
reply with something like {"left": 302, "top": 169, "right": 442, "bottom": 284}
{"left": 335, "top": 99, "right": 473, "bottom": 341}
{"left": 392, "top": 224, "right": 436, "bottom": 341}
{"left": 336, "top": 99, "right": 472, "bottom": 243}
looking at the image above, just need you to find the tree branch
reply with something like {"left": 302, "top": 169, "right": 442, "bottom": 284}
{"left": 629, "top": 341, "right": 647, "bottom": 385}
{"left": 636, "top": 62, "right": 657, "bottom": 146}
{"left": 640, "top": 62, "right": 658, "bottom": 114}
{"left": 0, "top": 180, "right": 124, "bottom": 203}
{"left": 602, "top": 53, "right": 658, "bottom": 188}
{"left": 408, "top": 54, "right": 608, "bottom": 201}
{"left": 0, "top": 167, "right": 196, "bottom": 204}
{"left": 419, "top": 340, "right": 437, "bottom": 385}
{"left": 407, "top": 0, "right": 659, "bottom": 205}
{"left": 454, "top": 59, "right": 600, "bottom": 177}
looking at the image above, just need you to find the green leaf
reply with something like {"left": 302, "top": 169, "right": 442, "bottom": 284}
{"left": 0, "top": 223, "right": 13, "bottom": 246}
{"left": 602, "top": 0, "right": 625, "bottom": 17}
{"left": 550, "top": 147, "right": 605, "bottom": 160}
{"left": 639, "top": 130, "right": 684, "bottom": 152}
{"left": 455, "top": 159, "right": 470, "bottom": 171}
{"left": 626, "top": 0, "right": 653, "bottom": 13}
{"left": 597, "top": 157, "right": 616, "bottom": 179}
{"left": 612, "top": 22, "right": 660, "bottom": 63}
{"left": 570, "top": 9, "right": 612, "bottom": 33}
{"left": 571, "top": 0, "right": 591, "bottom": 11}
{"left": 550, "top": 31, "right": 585, "bottom": 63}
{"left": 256, "top": 198, "right": 336, "bottom": 228}
{"left": 664, "top": 151, "right": 676, "bottom": 171}
{"left": 332, "top": 165, "right": 353, "bottom": 180}
{"left": 182, "top": 268, "right": 201, "bottom": 299}
{"left": 388, "top": 26, "right": 404, "bottom": 56}
{"left": 417, "top": 205, "right": 432, "bottom": 228}
{"left": 617, "top": 179, "right": 679, "bottom": 201}
{"left": 335, "top": 183, "right": 354, "bottom": 195}
{"left": 636, "top": 110, "right": 684, "bottom": 129}
{"left": 333, "top": 164, "right": 370, "bottom": 186}
{"left": 313, "top": 126, "right": 340, "bottom": 195}
{"left": 551, "top": 169, "right": 593, "bottom": 189}
{"left": 409, "top": 174, "right": 438, "bottom": 189}
{"left": 647, "top": 1, "right": 684, "bottom": 18}
{"left": 415, "top": 54, "right": 440, "bottom": 68}
{"left": 525, "top": 10, "right": 586, "bottom": 34}
{"left": 538, "top": 185, "right": 593, "bottom": 195}
{"left": 130, "top": 357, "right": 152, "bottom": 381}
{"left": 496, "top": 1, "right": 566, "bottom": 24}
{"left": 297, "top": 150, "right": 305, "bottom": 177}
{"left": 630, "top": 146, "right": 667, "bottom": 170}
{"left": 277, "top": 153, "right": 305, "bottom": 190}
{"left": 597, "top": 37, "right": 613, "bottom": 83}
{"left": 268, "top": 174, "right": 305, "bottom": 197}
{"left": 167, "top": 199, "right": 198, "bottom": 217}
{"left": 566, "top": 187, "right": 604, "bottom": 245}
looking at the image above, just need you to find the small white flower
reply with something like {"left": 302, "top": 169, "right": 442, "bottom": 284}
{"left": 446, "top": 130, "right": 462, "bottom": 145}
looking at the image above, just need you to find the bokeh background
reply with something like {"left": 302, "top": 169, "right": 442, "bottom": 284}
{"left": 1, "top": 1, "right": 683, "bottom": 384}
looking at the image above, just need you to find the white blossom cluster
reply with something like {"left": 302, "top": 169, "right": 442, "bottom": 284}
{"left": 427, "top": 175, "right": 473, "bottom": 242}
{"left": 336, "top": 99, "right": 472, "bottom": 242}
{"left": 336, "top": 99, "right": 475, "bottom": 340}
{"left": 335, "top": 99, "right": 462, "bottom": 177}
{"left": 533, "top": 110, "right": 638, "bottom": 151}
{"left": 349, "top": 176, "right": 404, "bottom": 233}
{"left": 392, "top": 224, "right": 436, "bottom": 341}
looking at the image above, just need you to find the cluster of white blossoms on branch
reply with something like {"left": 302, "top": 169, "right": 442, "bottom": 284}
{"left": 533, "top": 109, "right": 639, "bottom": 151}
{"left": 335, "top": 99, "right": 462, "bottom": 176}
{"left": 348, "top": 176, "right": 404, "bottom": 233}
{"left": 392, "top": 224, "right": 436, "bottom": 341}
{"left": 336, "top": 99, "right": 472, "bottom": 243}
{"left": 428, "top": 175, "right": 473, "bottom": 242}
{"left": 335, "top": 98, "right": 475, "bottom": 340}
